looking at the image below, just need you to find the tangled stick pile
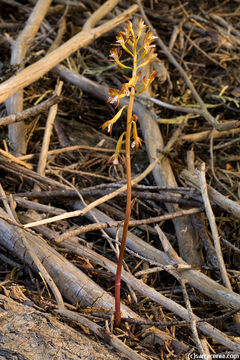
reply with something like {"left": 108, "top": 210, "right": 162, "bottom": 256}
{"left": 0, "top": 1, "right": 240, "bottom": 359}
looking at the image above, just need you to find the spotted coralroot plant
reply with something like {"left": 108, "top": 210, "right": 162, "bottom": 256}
{"left": 101, "top": 19, "right": 158, "bottom": 327}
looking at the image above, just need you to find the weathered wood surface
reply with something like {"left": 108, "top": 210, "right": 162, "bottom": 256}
{"left": 0, "top": 294, "right": 125, "bottom": 360}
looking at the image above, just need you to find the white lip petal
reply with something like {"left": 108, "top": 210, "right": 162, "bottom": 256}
{"left": 109, "top": 95, "right": 118, "bottom": 104}
{"left": 113, "top": 157, "right": 119, "bottom": 165}
{"left": 144, "top": 44, "right": 156, "bottom": 51}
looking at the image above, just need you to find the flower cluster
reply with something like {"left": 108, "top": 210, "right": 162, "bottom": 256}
{"left": 101, "top": 19, "right": 158, "bottom": 164}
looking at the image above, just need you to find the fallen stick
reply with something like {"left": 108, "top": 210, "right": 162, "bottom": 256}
{"left": 61, "top": 239, "right": 240, "bottom": 353}
{"left": 0, "top": 208, "right": 137, "bottom": 318}
{"left": 0, "top": 294, "right": 125, "bottom": 360}
{"left": 23, "top": 157, "right": 160, "bottom": 228}
{"left": 34, "top": 81, "right": 63, "bottom": 192}
{"left": 0, "top": 94, "right": 60, "bottom": 126}
{"left": 73, "top": 201, "right": 240, "bottom": 311}
{"left": 6, "top": 0, "right": 52, "bottom": 154}
{"left": 2, "top": 208, "right": 187, "bottom": 355}
{"left": 0, "top": 5, "right": 138, "bottom": 104}
{"left": 181, "top": 169, "right": 240, "bottom": 219}
{"left": 56, "top": 308, "right": 145, "bottom": 360}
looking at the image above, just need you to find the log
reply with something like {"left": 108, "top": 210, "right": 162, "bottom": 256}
{"left": 0, "top": 294, "right": 125, "bottom": 360}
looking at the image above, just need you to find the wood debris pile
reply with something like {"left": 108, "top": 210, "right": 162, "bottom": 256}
{"left": 0, "top": 1, "right": 240, "bottom": 359}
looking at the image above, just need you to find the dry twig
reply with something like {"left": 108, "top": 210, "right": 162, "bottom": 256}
{"left": 181, "top": 169, "right": 240, "bottom": 219}
{"left": 0, "top": 5, "right": 138, "bottom": 104}
{"left": 34, "top": 81, "right": 63, "bottom": 192}
{"left": 155, "top": 225, "right": 206, "bottom": 356}
{"left": 60, "top": 240, "right": 240, "bottom": 353}
{"left": 6, "top": 0, "right": 52, "bottom": 155}
{"left": 197, "top": 163, "right": 231, "bottom": 289}
{"left": 56, "top": 308, "right": 145, "bottom": 360}
{"left": 136, "top": 0, "right": 218, "bottom": 128}
{"left": 0, "top": 186, "right": 65, "bottom": 309}
{"left": 0, "top": 95, "right": 60, "bottom": 127}
{"left": 23, "top": 157, "right": 160, "bottom": 228}
{"left": 56, "top": 207, "right": 202, "bottom": 242}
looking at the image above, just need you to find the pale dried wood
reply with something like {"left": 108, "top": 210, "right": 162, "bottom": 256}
{"left": 132, "top": 16, "right": 202, "bottom": 266}
{"left": 60, "top": 239, "right": 240, "bottom": 353}
{"left": 181, "top": 128, "right": 240, "bottom": 143}
{"left": 6, "top": 0, "right": 52, "bottom": 155}
{"left": 36, "top": 81, "right": 63, "bottom": 178}
{"left": 181, "top": 169, "right": 240, "bottom": 218}
{"left": 0, "top": 185, "right": 65, "bottom": 310}
{"left": 20, "top": 213, "right": 190, "bottom": 355}
{"left": 0, "top": 94, "right": 60, "bottom": 127}
{"left": 0, "top": 207, "right": 138, "bottom": 318}
{"left": 53, "top": 63, "right": 203, "bottom": 265}
{"left": 0, "top": 5, "right": 138, "bottom": 104}
{"left": 23, "top": 157, "right": 160, "bottom": 228}
{"left": 82, "top": 0, "right": 121, "bottom": 32}
{"left": 197, "top": 163, "right": 231, "bottom": 288}
{"left": 0, "top": 148, "right": 33, "bottom": 169}
{"left": 56, "top": 308, "right": 145, "bottom": 360}
{"left": 0, "top": 294, "right": 125, "bottom": 360}
{"left": 155, "top": 225, "right": 206, "bottom": 356}
{"left": 34, "top": 81, "right": 63, "bottom": 194}
{"left": 0, "top": 155, "right": 70, "bottom": 190}
{"left": 0, "top": 208, "right": 187, "bottom": 354}
{"left": 72, "top": 201, "right": 240, "bottom": 312}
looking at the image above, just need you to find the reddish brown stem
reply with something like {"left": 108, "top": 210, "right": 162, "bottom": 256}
{"left": 104, "top": 19, "right": 158, "bottom": 328}
{"left": 114, "top": 58, "right": 137, "bottom": 328}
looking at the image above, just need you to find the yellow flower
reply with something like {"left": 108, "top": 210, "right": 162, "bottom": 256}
{"left": 132, "top": 118, "right": 143, "bottom": 151}
{"left": 109, "top": 153, "right": 120, "bottom": 165}
{"left": 137, "top": 29, "right": 158, "bottom": 61}
{"left": 136, "top": 70, "right": 158, "bottom": 95}
{"left": 108, "top": 83, "right": 131, "bottom": 108}
{"left": 137, "top": 19, "right": 147, "bottom": 41}
{"left": 137, "top": 49, "right": 158, "bottom": 69}
{"left": 110, "top": 48, "right": 132, "bottom": 70}
{"left": 116, "top": 33, "right": 133, "bottom": 57}
{"left": 101, "top": 105, "right": 127, "bottom": 135}
{"left": 109, "top": 131, "right": 126, "bottom": 164}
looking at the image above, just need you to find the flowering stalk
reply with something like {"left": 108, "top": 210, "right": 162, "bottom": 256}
{"left": 101, "top": 19, "right": 158, "bottom": 327}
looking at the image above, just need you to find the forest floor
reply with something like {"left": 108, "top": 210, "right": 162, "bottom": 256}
{"left": 0, "top": 1, "right": 240, "bottom": 359}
